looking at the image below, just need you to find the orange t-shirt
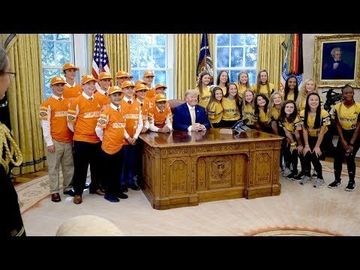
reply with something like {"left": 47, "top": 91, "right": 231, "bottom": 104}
{"left": 145, "top": 88, "right": 156, "bottom": 99}
{"left": 94, "top": 91, "right": 110, "bottom": 108}
{"left": 39, "top": 96, "right": 73, "bottom": 143}
{"left": 97, "top": 105, "right": 126, "bottom": 155}
{"left": 120, "top": 98, "right": 141, "bottom": 138}
{"left": 68, "top": 94, "right": 102, "bottom": 143}
{"left": 63, "top": 83, "right": 82, "bottom": 99}
{"left": 149, "top": 104, "right": 172, "bottom": 128}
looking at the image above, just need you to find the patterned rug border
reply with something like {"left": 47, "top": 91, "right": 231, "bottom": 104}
{"left": 244, "top": 225, "right": 341, "bottom": 236}
{"left": 15, "top": 175, "right": 50, "bottom": 214}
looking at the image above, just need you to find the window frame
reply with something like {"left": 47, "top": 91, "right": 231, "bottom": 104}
{"left": 214, "top": 34, "right": 258, "bottom": 86}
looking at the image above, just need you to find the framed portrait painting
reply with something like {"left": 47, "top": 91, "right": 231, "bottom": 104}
{"left": 313, "top": 34, "right": 360, "bottom": 88}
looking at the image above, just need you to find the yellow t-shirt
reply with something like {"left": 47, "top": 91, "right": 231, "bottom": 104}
{"left": 207, "top": 101, "right": 223, "bottom": 124}
{"left": 236, "top": 84, "right": 249, "bottom": 98}
{"left": 258, "top": 108, "right": 270, "bottom": 125}
{"left": 221, "top": 97, "right": 240, "bottom": 121}
{"left": 220, "top": 86, "right": 227, "bottom": 96}
{"left": 280, "top": 116, "right": 302, "bottom": 133}
{"left": 333, "top": 102, "right": 360, "bottom": 130}
{"left": 285, "top": 91, "right": 295, "bottom": 101}
{"left": 197, "top": 86, "right": 211, "bottom": 109}
{"left": 270, "top": 106, "right": 281, "bottom": 121}
{"left": 300, "top": 109, "right": 331, "bottom": 137}
{"left": 243, "top": 103, "right": 256, "bottom": 125}
{"left": 253, "top": 83, "right": 275, "bottom": 98}
{"left": 297, "top": 93, "right": 323, "bottom": 111}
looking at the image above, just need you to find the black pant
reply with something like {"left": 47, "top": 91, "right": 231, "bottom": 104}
{"left": 334, "top": 129, "right": 360, "bottom": 182}
{"left": 282, "top": 134, "right": 300, "bottom": 174}
{"left": 102, "top": 148, "right": 123, "bottom": 196}
{"left": 120, "top": 144, "right": 138, "bottom": 187}
{"left": 0, "top": 166, "right": 26, "bottom": 237}
{"left": 73, "top": 141, "right": 102, "bottom": 195}
{"left": 135, "top": 140, "right": 144, "bottom": 187}
{"left": 303, "top": 136, "right": 323, "bottom": 178}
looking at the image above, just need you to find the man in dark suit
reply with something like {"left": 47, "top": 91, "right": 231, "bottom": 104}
{"left": 173, "top": 89, "right": 211, "bottom": 132}
{"left": 322, "top": 47, "right": 353, "bottom": 80}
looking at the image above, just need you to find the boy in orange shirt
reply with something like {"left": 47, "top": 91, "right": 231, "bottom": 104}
{"left": 96, "top": 86, "right": 128, "bottom": 202}
{"left": 39, "top": 76, "right": 74, "bottom": 202}
{"left": 94, "top": 72, "right": 112, "bottom": 108}
{"left": 115, "top": 70, "right": 131, "bottom": 87}
{"left": 143, "top": 70, "right": 156, "bottom": 99}
{"left": 149, "top": 93, "right": 173, "bottom": 133}
{"left": 62, "top": 63, "right": 82, "bottom": 99}
{"left": 120, "top": 80, "right": 143, "bottom": 192}
{"left": 67, "top": 75, "right": 104, "bottom": 204}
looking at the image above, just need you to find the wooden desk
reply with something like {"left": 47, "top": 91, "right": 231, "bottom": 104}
{"left": 139, "top": 129, "right": 283, "bottom": 210}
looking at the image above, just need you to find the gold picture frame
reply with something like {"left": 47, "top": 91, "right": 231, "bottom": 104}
{"left": 313, "top": 34, "right": 360, "bottom": 88}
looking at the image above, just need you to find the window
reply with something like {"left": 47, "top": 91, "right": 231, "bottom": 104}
{"left": 40, "top": 34, "right": 74, "bottom": 98}
{"left": 129, "top": 34, "right": 174, "bottom": 98}
{"left": 215, "top": 34, "right": 258, "bottom": 85}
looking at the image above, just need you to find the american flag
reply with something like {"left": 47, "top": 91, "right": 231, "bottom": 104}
{"left": 92, "top": 33, "right": 111, "bottom": 79}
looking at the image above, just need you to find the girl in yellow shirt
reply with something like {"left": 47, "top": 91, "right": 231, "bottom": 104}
{"left": 297, "top": 78, "right": 319, "bottom": 111}
{"left": 253, "top": 69, "right": 275, "bottom": 99}
{"left": 206, "top": 86, "right": 224, "bottom": 128}
{"left": 216, "top": 70, "right": 229, "bottom": 96}
{"left": 329, "top": 84, "right": 360, "bottom": 191}
{"left": 242, "top": 89, "right": 256, "bottom": 128}
{"left": 254, "top": 94, "right": 271, "bottom": 133}
{"left": 279, "top": 100, "right": 303, "bottom": 179}
{"left": 269, "top": 91, "right": 283, "bottom": 135}
{"left": 221, "top": 83, "right": 241, "bottom": 127}
{"left": 236, "top": 71, "right": 251, "bottom": 98}
{"left": 196, "top": 71, "right": 212, "bottom": 109}
{"left": 283, "top": 75, "right": 299, "bottom": 102}
{"left": 300, "top": 92, "right": 330, "bottom": 187}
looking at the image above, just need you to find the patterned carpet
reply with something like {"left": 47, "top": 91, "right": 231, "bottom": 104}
{"left": 19, "top": 161, "right": 360, "bottom": 236}
{"left": 16, "top": 175, "right": 50, "bottom": 213}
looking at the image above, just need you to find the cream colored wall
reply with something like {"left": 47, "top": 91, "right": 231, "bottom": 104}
{"left": 303, "top": 34, "right": 360, "bottom": 102}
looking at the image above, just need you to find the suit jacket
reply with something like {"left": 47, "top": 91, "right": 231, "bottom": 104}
{"left": 173, "top": 103, "right": 211, "bottom": 131}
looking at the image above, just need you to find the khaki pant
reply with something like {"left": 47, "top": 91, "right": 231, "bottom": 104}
{"left": 47, "top": 140, "right": 74, "bottom": 194}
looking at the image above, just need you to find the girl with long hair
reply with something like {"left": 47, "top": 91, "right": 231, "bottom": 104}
{"left": 300, "top": 92, "right": 330, "bottom": 187}
{"left": 279, "top": 100, "right": 303, "bottom": 179}
{"left": 220, "top": 83, "right": 241, "bottom": 128}
{"left": 207, "top": 86, "right": 224, "bottom": 128}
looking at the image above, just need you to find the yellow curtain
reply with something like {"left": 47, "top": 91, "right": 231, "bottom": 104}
{"left": 256, "top": 34, "right": 286, "bottom": 90}
{"left": 88, "top": 34, "right": 130, "bottom": 77}
{"left": 6, "top": 34, "right": 46, "bottom": 174}
{"left": 176, "top": 34, "right": 201, "bottom": 100}
{"left": 175, "top": 34, "right": 215, "bottom": 100}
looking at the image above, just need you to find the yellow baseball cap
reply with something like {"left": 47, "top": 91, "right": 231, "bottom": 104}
{"left": 155, "top": 93, "right": 167, "bottom": 103}
{"left": 116, "top": 70, "right": 130, "bottom": 79}
{"left": 121, "top": 80, "right": 135, "bottom": 89}
{"left": 98, "top": 72, "right": 112, "bottom": 80}
{"left": 155, "top": 83, "right": 167, "bottom": 90}
{"left": 62, "top": 63, "right": 79, "bottom": 72}
{"left": 81, "top": 75, "right": 97, "bottom": 85}
{"left": 50, "top": 76, "right": 66, "bottom": 86}
{"left": 135, "top": 83, "right": 148, "bottom": 92}
{"left": 108, "top": 86, "right": 122, "bottom": 95}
